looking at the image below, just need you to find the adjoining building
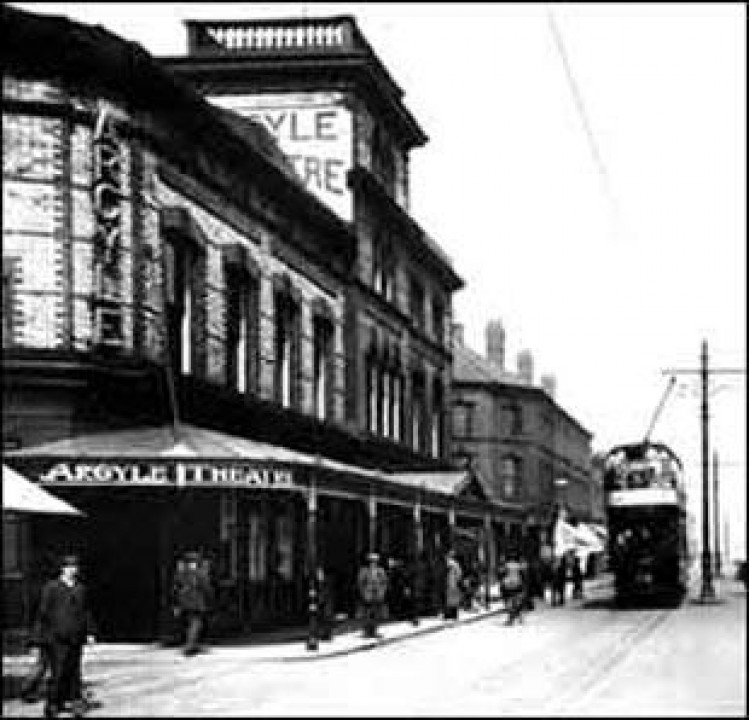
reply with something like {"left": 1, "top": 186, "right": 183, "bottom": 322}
{"left": 2, "top": 6, "right": 498, "bottom": 643}
{"left": 451, "top": 319, "right": 603, "bottom": 563}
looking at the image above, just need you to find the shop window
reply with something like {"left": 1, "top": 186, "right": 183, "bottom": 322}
{"left": 247, "top": 510, "right": 267, "bottom": 582}
{"left": 275, "top": 513, "right": 294, "bottom": 582}
{"left": 219, "top": 493, "right": 238, "bottom": 581}
{"left": 3, "top": 516, "right": 23, "bottom": 574}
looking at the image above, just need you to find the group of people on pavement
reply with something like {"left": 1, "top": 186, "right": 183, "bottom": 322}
{"left": 352, "top": 547, "right": 488, "bottom": 639}
{"left": 18, "top": 543, "right": 589, "bottom": 716}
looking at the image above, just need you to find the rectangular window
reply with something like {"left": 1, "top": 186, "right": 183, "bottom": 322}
{"left": 275, "top": 295, "right": 298, "bottom": 409}
{"left": 392, "top": 374, "right": 402, "bottom": 441}
{"left": 180, "top": 252, "right": 192, "bottom": 376}
{"left": 432, "top": 298, "right": 445, "bottom": 345}
{"left": 431, "top": 407, "right": 442, "bottom": 458}
{"left": 313, "top": 319, "right": 333, "bottom": 422}
{"left": 367, "top": 360, "right": 379, "bottom": 434}
{"left": 165, "top": 242, "right": 195, "bottom": 377}
{"left": 412, "top": 374, "right": 425, "bottom": 452}
{"left": 410, "top": 278, "right": 425, "bottom": 330}
{"left": 382, "top": 369, "right": 391, "bottom": 438}
{"left": 228, "top": 284, "right": 253, "bottom": 394}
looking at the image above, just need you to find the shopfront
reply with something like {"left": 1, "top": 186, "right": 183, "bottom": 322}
{"left": 6, "top": 424, "right": 504, "bottom": 641}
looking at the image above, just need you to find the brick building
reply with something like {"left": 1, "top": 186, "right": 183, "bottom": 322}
{"left": 2, "top": 7, "right": 494, "bottom": 642}
{"left": 451, "top": 319, "right": 600, "bottom": 559}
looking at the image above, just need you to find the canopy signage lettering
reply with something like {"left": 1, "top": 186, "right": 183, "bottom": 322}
{"left": 38, "top": 462, "right": 296, "bottom": 489}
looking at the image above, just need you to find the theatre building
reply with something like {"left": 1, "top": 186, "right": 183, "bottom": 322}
{"left": 2, "top": 6, "right": 494, "bottom": 643}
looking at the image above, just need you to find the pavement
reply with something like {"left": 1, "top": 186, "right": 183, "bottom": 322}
{"left": 2, "top": 574, "right": 615, "bottom": 701}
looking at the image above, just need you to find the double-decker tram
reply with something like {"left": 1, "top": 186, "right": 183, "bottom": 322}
{"left": 603, "top": 441, "right": 688, "bottom": 606}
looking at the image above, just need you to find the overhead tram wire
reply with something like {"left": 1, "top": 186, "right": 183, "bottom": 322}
{"left": 545, "top": 6, "right": 623, "bottom": 240}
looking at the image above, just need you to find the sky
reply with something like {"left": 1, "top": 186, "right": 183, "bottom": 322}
{"left": 11, "top": 2, "right": 747, "bottom": 561}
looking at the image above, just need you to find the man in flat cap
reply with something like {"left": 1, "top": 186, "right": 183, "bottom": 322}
{"left": 39, "top": 553, "right": 96, "bottom": 718}
{"left": 357, "top": 552, "right": 388, "bottom": 639}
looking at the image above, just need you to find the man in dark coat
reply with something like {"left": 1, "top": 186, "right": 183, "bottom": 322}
{"left": 39, "top": 554, "right": 96, "bottom": 718}
{"left": 172, "top": 551, "right": 214, "bottom": 656}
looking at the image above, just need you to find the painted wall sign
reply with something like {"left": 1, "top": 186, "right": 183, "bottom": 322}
{"left": 208, "top": 92, "right": 353, "bottom": 222}
{"left": 92, "top": 101, "right": 125, "bottom": 348}
{"left": 37, "top": 461, "right": 296, "bottom": 489}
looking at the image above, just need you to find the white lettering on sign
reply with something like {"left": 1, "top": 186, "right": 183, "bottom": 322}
{"left": 208, "top": 93, "right": 353, "bottom": 222}
{"left": 38, "top": 462, "right": 295, "bottom": 488}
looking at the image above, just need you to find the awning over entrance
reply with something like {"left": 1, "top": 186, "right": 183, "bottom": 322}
{"left": 6, "top": 425, "right": 493, "bottom": 509}
{"left": 2, "top": 464, "right": 83, "bottom": 515}
{"left": 387, "top": 469, "right": 489, "bottom": 499}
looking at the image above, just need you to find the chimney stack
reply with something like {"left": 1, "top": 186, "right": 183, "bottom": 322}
{"left": 485, "top": 319, "right": 505, "bottom": 370}
{"left": 540, "top": 373, "right": 557, "bottom": 398}
{"left": 517, "top": 349, "right": 534, "bottom": 384}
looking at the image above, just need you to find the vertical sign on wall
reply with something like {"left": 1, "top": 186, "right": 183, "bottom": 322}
{"left": 208, "top": 92, "right": 353, "bottom": 222}
{"left": 92, "top": 102, "right": 124, "bottom": 349}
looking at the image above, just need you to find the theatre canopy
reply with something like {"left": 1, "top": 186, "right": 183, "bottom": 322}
{"left": 2, "top": 464, "right": 83, "bottom": 515}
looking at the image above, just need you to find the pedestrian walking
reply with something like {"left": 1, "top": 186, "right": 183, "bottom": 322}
{"left": 552, "top": 554, "right": 568, "bottom": 606}
{"left": 502, "top": 553, "right": 526, "bottom": 626}
{"left": 357, "top": 552, "right": 388, "bottom": 638}
{"left": 172, "top": 550, "right": 214, "bottom": 656}
{"left": 443, "top": 550, "right": 462, "bottom": 620}
{"left": 571, "top": 553, "right": 585, "bottom": 600}
{"left": 38, "top": 554, "right": 96, "bottom": 719}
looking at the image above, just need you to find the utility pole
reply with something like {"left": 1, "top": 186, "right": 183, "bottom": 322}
{"left": 713, "top": 451, "right": 721, "bottom": 578}
{"left": 662, "top": 339, "right": 744, "bottom": 603}
{"left": 699, "top": 342, "right": 714, "bottom": 600}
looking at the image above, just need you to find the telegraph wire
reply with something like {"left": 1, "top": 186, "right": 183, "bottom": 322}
{"left": 545, "top": 5, "right": 623, "bottom": 240}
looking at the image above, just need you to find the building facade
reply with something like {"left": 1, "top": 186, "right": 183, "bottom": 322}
{"left": 451, "top": 320, "right": 598, "bottom": 558}
{"left": 2, "top": 6, "right": 493, "bottom": 643}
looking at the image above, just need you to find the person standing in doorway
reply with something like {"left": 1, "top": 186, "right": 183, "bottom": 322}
{"left": 357, "top": 552, "right": 388, "bottom": 638}
{"left": 39, "top": 554, "right": 96, "bottom": 719}
{"left": 443, "top": 550, "right": 462, "bottom": 620}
